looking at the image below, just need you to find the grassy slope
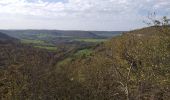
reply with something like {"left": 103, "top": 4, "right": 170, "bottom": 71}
{"left": 57, "top": 48, "right": 93, "bottom": 66}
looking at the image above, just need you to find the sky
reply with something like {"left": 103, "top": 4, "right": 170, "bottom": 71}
{"left": 0, "top": 0, "right": 169, "bottom": 31}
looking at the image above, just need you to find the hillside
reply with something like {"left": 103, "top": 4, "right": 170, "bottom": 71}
{"left": 0, "top": 30, "right": 123, "bottom": 39}
{"left": 58, "top": 26, "right": 170, "bottom": 100}
{"left": 0, "top": 27, "right": 169, "bottom": 100}
{"left": 0, "top": 32, "right": 18, "bottom": 43}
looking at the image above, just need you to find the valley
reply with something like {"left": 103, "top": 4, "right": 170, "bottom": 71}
{"left": 0, "top": 30, "right": 122, "bottom": 51}
{"left": 0, "top": 0, "right": 169, "bottom": 99}
{"left": 0, "top": 26, "right": 169, "bottom": 100}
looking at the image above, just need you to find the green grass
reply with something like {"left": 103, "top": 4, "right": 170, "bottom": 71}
{"left": 34, "top": 46, "right": 57, "bottom": 51}
{"left": 21, "top": 39, "right": 54, "bottom": 46}
{"left": 74, "top": 49, "right": 93, "bottom": 57}
{"left": 75, "top": 38, "right": 107, "bottom": 43}
{"left": 21, "top": 39, "right": 57, "bottom": 51}
{"left": 57, "top": 49, "right": 93, "bottom": 66}
{"left": 21, "top": 39, "right": 46, "bottom": 45}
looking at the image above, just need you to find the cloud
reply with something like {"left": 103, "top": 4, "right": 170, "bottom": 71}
{"left": 0, "top": 0, "right": 169, "bottom": 30}
{"left": 0, "top": 0, "right": 128, "bottom": 16}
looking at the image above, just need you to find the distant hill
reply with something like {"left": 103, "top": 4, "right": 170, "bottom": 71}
{"left": 0, "top": 30, "right": 124, "bottom": 39}
{"left": 0, "top": 32, "right": 18, "bottom": 43}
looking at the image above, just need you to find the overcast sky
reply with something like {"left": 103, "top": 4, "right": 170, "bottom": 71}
{"left": 0, "top": 0, "right": 169, "bottom": 31}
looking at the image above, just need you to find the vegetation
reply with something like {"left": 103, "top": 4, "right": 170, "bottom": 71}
{"left": 74, "top": 49, "right": 93, "bottom": 57}
{"left": 34, "top": 46, "right": 57, "bottom": 51}
{"left": 21, "top": 39, "right": 46, "bottom": 45}
{"left": 63, "top": 24, "right": 170, "bottom": 99}
{"left": 75, "top": 38, "right": 107, "bottom": 43}
{"left": 1, "top": 30, "right": 121, "bottom": 47}
{"left": 0, "top": 16, "right": 169, "bottom": 100}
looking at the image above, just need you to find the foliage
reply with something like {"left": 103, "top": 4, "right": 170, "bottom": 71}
{"left": 0, "top": 24, "right": 170, "bottom": 100}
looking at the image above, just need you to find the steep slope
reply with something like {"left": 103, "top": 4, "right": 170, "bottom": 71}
{"left": 60, "top": 26, "right": 170, "bottom": 100}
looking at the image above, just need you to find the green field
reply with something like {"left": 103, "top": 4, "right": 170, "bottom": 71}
{"left": 21, "top": 39, "right": 57, "bottom": 51}
{"left": 74, "top": 49, "right": 93, "bottom": 57}
{"left": 21, "top": 39, "right": 55, "bottom": 46}
{"left": 21, "top": 39, "right": 46, "bottom": 45}
{"left": 57, "top": 49, "right": 93, "bottom": 66}
{"left": 20, "top": 38, "right": 105, "bottom": 52}
{"left": 75, "top": 38, "right": 107, "bottom": 43}
{"left": 34, "top": 45, "right": 57, "bottom": 51}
